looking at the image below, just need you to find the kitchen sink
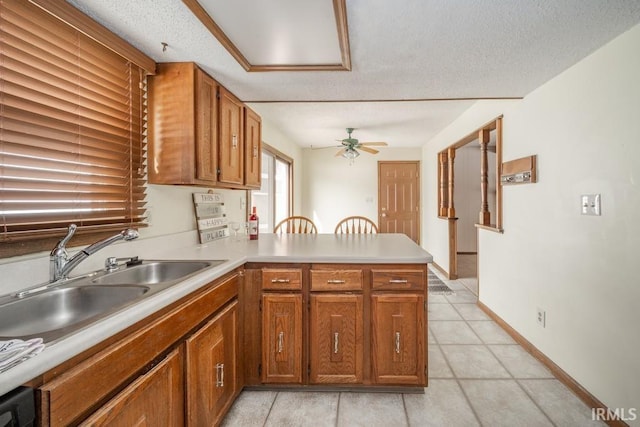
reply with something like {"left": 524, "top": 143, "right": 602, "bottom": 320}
{"left": 0, "top": 259, "right": 227, "bottom": 343}
{"left": 92, "top": 260, "right": 222, "bottom": 285}
{"left": 0, "top": 285, "right": 149, "bottom": 343}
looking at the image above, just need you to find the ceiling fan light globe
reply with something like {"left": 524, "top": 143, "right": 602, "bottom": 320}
{"left": 342, "top": 149, "right": 359, "bottom": 160}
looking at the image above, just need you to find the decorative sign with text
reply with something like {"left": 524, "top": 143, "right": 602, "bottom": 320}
{"left": 193, "top": 192, "right": 229, "bottom": 243}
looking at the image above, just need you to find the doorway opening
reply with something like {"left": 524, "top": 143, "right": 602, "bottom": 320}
{"left": 437, "top": 117, "right": 503, "bottom": 295}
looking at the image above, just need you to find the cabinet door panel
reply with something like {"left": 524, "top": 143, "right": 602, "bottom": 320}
{"left": 244, "top": 107, "right": 261, "bottom": 188}
{"left": 80, "top": 348, "right": 184, "bottom": 426}
{"left": 371, "top": 294, "right": 425, "bottom": 385}
{"left": 262, "top": 294, "right": 302, "bottom": 383}
{"left": 195, "top": 69, "right": 218, "bottom": 182}
{"left": 310, "top": 294, "right": 363, "bottom": 384}
{"left": 186, "top": 301, "right": 238, "bottom": 426}
{"left": 218, "top": 87, "right": 244, "bottom": 185}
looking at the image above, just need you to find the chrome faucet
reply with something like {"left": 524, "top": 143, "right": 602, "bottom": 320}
{"left": 50, "top": 224, "right": 139, "bottom": 282}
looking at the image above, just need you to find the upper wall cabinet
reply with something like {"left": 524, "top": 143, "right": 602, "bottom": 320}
{"left": 218, "top": 87, "right": 244, "bottom": 186}
{"left": 148, "top": 62, "right": 261, "bottom": 189}
{"left": 244, "top": 107, "right": 262, "bottom": 188}
{"left": 148, "top": 62, "right": 218, "bottom": 186}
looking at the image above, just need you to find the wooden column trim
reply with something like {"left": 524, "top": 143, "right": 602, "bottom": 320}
{"left": 478, "top": 129, "right": 491, "bottom": 225}
{"left": 438, "top": 152, "right": 449, "bottom": 217}
{"left": 446, "top": 148, "right": 456, "bottom": 218}
{"left": 495, "top": 118, "right": 503, "bottom": 229}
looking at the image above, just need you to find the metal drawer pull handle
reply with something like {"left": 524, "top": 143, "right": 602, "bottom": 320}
{"left": 395, "top": 332, "right": 401, "bottom": 354}
{"left": 215, "top": 363, "right": 224, "bottom": 387}
{"left": 278, "top": 331, "right": 284, "bottom": 353}
{"left": 334, "top": 332, "right": 339, "bottom": 354}
{"left": 232, "top": 134, "right": 238, "bottom": 148}
{"left": 253, "top": 145, "right": 258, "bottom": 158}
{"left": 271, "top": 278, "right": 291, "bottom": 283}
{"left": 389, "top": 279, "right": 408, "bottom": 284}
{"left": 327, "top": 279, "right": 346, "bottom": 284}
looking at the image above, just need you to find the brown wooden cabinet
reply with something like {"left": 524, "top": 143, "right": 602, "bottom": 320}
{"left": 186, "top": 300, "right": 238, "bottom": 427}
{"left": 148, "top": 62, "right": 218, "bottom": 186}
{"left": 261, "top": 293, "right": 303, "bottom": 384}
{"left": 371, "top": 294, "right": 425, "bottom": 385}
{"left": 244, "top": 106, "right": 262, "bottom": 189}
{"left": 244, "top": 263, "right": 427, "bottom": 390}
{"left": 148, "top": 62, "right": 261, "bottom": 189}
{"left": 80, "top": 348, "right": 184, "bottom": 426}
{"left": 37, "top": 271, "right": 241, "bottom": 426}
{"left": 310, "top": 294, "right": 363, "bottom": 384}
{"left": 218, "top": 87, "right": 244, "bottom": 186}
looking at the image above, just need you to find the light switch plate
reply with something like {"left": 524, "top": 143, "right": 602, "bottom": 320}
{"left": 581, "top": 194, "right": 601, "bottom": 216}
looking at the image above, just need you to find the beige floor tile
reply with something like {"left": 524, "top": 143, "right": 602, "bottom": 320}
{"left": 404, "top": 380, "right": 480, "bottom": 427}
{"left": 428, "top": 345, "right": 454, "bottom": 378}
{"left": 460, "top": 379, "right": 553, "bottom": 426}
{"left": 428, "top": 326, "right": 436, "bottom": 344}
{"left": 445, "top": 289, "right": 478, "bottom": 303}
{"left": 458, "top": 277, "right": 478, "bottom": 295}
{"left": 519, "top": 379, "right": 607, "bottom": 426}
{"left": 468, "top": 320, "right": 516, "bottom": 344}
{"left": 445, "top": 280, "right": 468, "bottom": 291}
{"left": 489, "top": 345, "right": 554, "bottom": 379}
{"left": 427, "top": 294, "right": 450, "bottom": 303}
{"left": 429, "top": 321, "right": 482, "bottom": 344}
{"left": 441, "top": 345, "right": 510, "bottom": 379}
{"left": 221, "top": 390, "right": 277, "bottom": 426}
{"left": 429, "top": 303, "right": 463, "bottom": 320}
{"left": 337, "top": 392, "right": 407, "bottom": 427}
{"left": 452, "top": 303, "right": 490, "bottom": 320}
{"left": 265, "top": 392, "right": 339, "bottom": 427}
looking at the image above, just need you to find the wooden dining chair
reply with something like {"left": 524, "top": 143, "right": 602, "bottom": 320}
{"left": 274, "top": 216, "right": 318, "bottom": 234}
{"left": 334, "top": 216, "right": 378, "bottom": 234}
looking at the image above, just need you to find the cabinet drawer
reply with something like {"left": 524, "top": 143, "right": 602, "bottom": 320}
{"left": 310, "top": 270, "right": 363, "bottom": 291}
{"left": 262, "top": 268, "right": 302, "bottom": 290}
{"left": 371, "top": 270, "right": 425, "bottom": 291}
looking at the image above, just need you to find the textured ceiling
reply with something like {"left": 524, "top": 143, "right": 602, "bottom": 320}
{"left": 68, "top": 0, "right": 640, "bottom": 148}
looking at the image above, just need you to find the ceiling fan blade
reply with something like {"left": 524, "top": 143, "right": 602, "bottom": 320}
{"left": 359, "top": 146, "right": 379, "bottom": 155}
{"left": 359, "top": 142, "right": 388, "bottom": 146}
{"left": 312, "top": 145, "right": 342, "bottom": 150}
{"left": 335, "top": 148, "right": 347, "bottom": 157}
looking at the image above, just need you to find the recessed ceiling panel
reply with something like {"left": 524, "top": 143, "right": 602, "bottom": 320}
{"left": 188, "top": 0, "right": 348, "bottom": 70}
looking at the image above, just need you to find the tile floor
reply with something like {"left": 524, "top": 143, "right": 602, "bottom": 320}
{"left": 222, "top": 271, "right": 603, "bottom": 427}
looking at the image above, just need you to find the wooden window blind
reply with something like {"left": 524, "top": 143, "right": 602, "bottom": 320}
{"left": 0, "top": 0, "right": 148, "bottom": 242}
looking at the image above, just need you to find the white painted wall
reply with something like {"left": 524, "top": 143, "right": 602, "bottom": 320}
{"left": 301, "top": 147, "right": 422, "bottom": 233}
{"left": 424, "top": 23, "right": 640, "bottom": 421}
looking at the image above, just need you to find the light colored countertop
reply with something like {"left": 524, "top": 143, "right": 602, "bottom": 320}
{"left": 0, "top": 233, "right": 431, "bottom": 396}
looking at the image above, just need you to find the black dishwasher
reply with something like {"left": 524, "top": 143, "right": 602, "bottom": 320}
{"left": 0, "top": 387, "right": 35, "bottom": 427}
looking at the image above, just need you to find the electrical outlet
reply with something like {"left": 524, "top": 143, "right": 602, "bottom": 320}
{"left": 536, "top": 308, "right": 546, "bottom": 328}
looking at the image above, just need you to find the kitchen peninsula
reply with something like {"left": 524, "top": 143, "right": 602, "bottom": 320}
{"left": 0, "top": 233, "right": 432, "bottom": 425}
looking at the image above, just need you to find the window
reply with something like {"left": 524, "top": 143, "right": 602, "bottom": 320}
{"left": 250, "top": 144, "right": 292, "bottom": 232}
{"left": 0, "top": 0, "right": 154, "bottom": 254}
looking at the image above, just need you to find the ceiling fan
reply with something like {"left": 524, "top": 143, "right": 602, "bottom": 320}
{"left": 332, "top": 128, "right": 388, "bottom": 160}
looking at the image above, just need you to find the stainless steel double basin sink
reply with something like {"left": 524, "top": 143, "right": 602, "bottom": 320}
{"left": 0, "top": 260, "right": 226, "bottom": 344}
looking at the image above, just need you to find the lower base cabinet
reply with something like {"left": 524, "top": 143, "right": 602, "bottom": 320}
{"left": 371, "top": 294, "right": 425, "bottom": 385}
{"left": 186, "top": 301, "right": 238, "bottom": 426}
{"left": 37, "top": 272, "right": 241, "bottom": 427}
{"left": 261, "top": 294, "right": 303, "bottom": 384}
{"left": 80, "top": 347, "right": 184, "bottom": 426}
{"left": 310, "top": 294, "right": 363, "bottom": 384}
